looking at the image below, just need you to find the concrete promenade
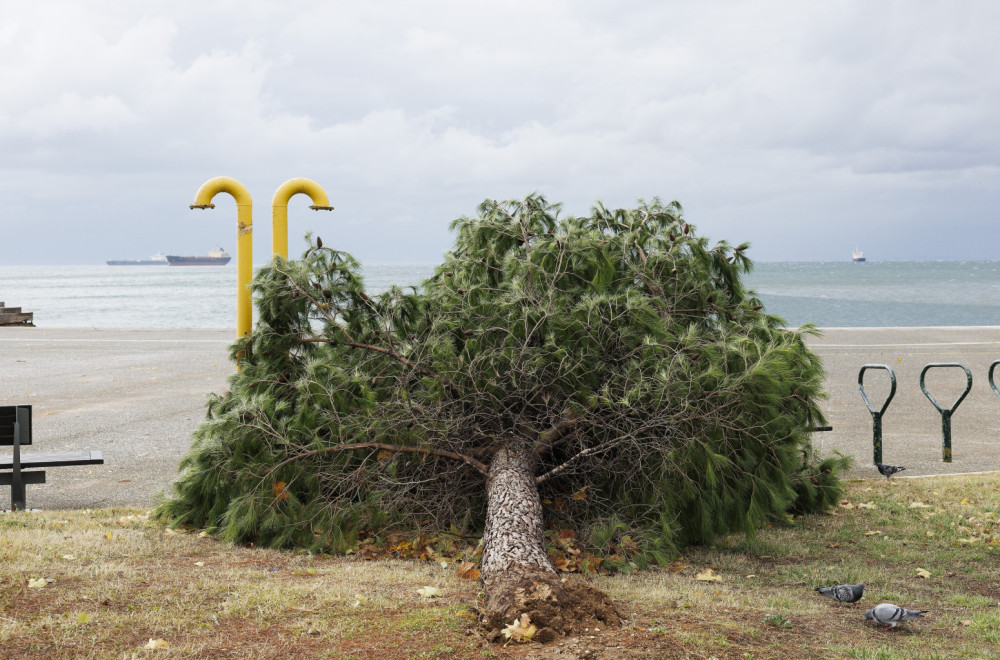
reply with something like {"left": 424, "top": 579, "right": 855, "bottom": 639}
{"left": 2, "top": 326, "right": 1000, "bottom": 510}
{"left": 1, "top": 328, "right": 233, "bottom": 510}
{"left": 806, "top": 326, "right": 1000, "bottom": 480}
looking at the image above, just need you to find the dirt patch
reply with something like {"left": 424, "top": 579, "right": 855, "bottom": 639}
{"left": 481, "top": 567, "right": 622, "bottom": 643}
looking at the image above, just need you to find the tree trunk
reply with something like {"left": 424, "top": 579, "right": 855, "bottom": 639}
{"left": 479, "top": 443, "right": 621, "bottom": 641}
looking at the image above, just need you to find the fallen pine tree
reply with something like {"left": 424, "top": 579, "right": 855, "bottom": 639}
{"left": 158, "top": 195, "right": 848, "bottom": 641}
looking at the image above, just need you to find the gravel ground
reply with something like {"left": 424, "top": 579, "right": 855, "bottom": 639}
{"left": 2, "top": 325, "right": 1000, "bottom": 511}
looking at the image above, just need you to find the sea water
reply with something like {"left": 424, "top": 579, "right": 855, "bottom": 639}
{"left": 748, "top": 261, "right": 1000, "bottom": 327}
{"left": 1, "top": 261, "right": 998, "bottom": 329}
{"left": 0, "top": 264, "right": 438, "bottom": 328}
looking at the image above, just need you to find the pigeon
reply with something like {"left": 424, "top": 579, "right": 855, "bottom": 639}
{"left": 864, "top": 603, "right": 928, "bottom": 629}
{"left": 875, "top": 463, "right": 906, "bottom": 479}
{"left": 815, "top": 582, "right": 865, "bottom": 604}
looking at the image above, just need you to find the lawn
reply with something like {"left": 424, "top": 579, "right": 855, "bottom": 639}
{"left": 1, "top": 474, "right": 999, "bottom": 659}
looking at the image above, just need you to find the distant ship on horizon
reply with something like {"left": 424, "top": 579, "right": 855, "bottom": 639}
{"left": 852, "top": 248, "right": 866, "bottom": 262}
{"left": 165, "top": 247, "right": 232, "bottom": 266}
{"left": 107, "top": 248, "right": 231, "bottom": 266}
{"left": 107, "top": 252, "right": 168, "bottom": 266}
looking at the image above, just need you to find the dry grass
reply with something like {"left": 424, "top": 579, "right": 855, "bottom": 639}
{"left": 1, "top": 474, "right": 1000, "bottom": 658}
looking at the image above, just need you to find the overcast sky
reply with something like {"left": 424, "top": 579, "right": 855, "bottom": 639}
{"left": 1, "top": 1, "right": 997, "bottom": 265}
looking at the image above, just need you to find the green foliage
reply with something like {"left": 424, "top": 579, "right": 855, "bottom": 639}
{"left": 157, "top": 195, "right": 844, "bottom": 560}
{"left": 763, "top": 613, "right": 793, "bottom": 628}
{"left": 790, "top": 451, "right": 852, "bottom": 515}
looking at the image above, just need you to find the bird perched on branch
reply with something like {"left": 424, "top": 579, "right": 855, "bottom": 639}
{"left": 815, "top": 582, "right": 865, "bottom": 604}
{"left": 875, "top": 463, "right": 906, "bottom": 479}
{"left": 864, "top": 603, "right": 928, "bottom": 629}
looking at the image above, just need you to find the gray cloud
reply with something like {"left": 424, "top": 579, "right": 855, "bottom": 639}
{"left": 1, "top": 0, "right": 998, "bottom": 265}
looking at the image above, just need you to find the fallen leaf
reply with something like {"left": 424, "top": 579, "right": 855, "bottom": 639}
{"left": 916, "top": 568, "right": 931, "bottom": 579}
{"left": 144, "top": 639, "right": 169, "bottom": 650}
{"left": 926, "top": 531, "right": 935, "bottom": 537}
{"left": 746, "top": 574, "right": 757, "bottom": 578}
{"left": 695, "top": 568, "right": 722, "bottom": 582}
{"left": 193, "top": 562, "right": 205, "bottom": 567}
{"left": 28, "top": 578, "right": 47, "bottom": 589}
{"left": 456, "top": 561, "right": 481, "bottom": 581}
{"left": 198, "top": 531, "right": 210, "bottom": 538}
{"left": 502, "top": 613, "right": 538, "bottom": 642}
{"left": 856, "top": 502, "right": 877, "bottom": 509}
{"left": 77, "top": 612, "right": 90, "bottom": 624}
{"left": 910, "top": 501, "right": 932, "bottom": 509}
{"left": 863, "top": 530, "right": 882, "bottom": 536}
{"left": 417, "top": 586, "right": 441, "bottom": 598}
{"left": 61, "top": 554, "right": 77, "bottom": 561}
{"left": 961, "top": 619, "right": 972, "bottom": 626}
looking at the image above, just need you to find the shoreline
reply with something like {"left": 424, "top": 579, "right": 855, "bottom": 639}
{"left": 3, "top": 326, "right": 1000, "bottom": 509}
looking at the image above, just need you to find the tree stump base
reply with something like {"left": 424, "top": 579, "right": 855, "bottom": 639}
{"left": 481, "top": 565, "right": 622, "bottom": 643}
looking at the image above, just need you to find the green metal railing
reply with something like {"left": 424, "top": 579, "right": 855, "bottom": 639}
{"left": 919, "top": 362, "right": 972, "bottom": 463}
{"left": 858, "top": 364, "right": 896, "bottom": 465}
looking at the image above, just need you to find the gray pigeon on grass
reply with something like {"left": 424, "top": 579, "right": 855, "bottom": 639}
{"left": 864, "top": 602, "right": 928, "bottom": 629}
{"left": 875, "top": 463, "right": 906, "bottom": 479}
{"left": 815, "top": 582, "right": 865, "bottom": 604}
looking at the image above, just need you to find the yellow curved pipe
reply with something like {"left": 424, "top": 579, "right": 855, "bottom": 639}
{"left": 190, "top": 177, "right": 253, "bottom": 339}
{"left": 271, "top": 177, "right": 334, "bottom": 259}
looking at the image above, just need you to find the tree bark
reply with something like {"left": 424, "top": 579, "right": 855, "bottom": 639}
{"left": 479, "top": 442, "right": 621, "bottom": 641}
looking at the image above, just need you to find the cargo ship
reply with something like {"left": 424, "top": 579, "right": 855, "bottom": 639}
{"left": 165, "top": 247, "right": 232, "bottom": 266}
{"left": 107, "top": 252, "right": 169, "bottom": 266}
{"left": 852, "top": 249, "right": 866, "bottom": 262}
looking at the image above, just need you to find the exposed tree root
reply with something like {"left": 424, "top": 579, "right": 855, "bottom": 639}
{"left": 481, "top": 564, "right": 622, "bottom": 643}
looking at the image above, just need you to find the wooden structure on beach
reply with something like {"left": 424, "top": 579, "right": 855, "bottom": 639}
{"left": 0, "top": 302, "right": 34, "bottom": 326}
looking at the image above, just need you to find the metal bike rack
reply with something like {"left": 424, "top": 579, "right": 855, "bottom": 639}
{"left": 858, "top": 364, "right": 896, "bottom": 465}
{"left": 919, "top": 363, "right": 972, "bottom": 463}
{"left": 988, "top": 360, "right": 1000, "bottom": 401}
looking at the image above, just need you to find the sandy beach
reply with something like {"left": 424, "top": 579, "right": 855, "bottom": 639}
{"left": 2, "top": 325, "right": 1000, "bottom": 510}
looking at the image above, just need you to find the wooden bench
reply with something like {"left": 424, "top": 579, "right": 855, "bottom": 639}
{"left": 1, "top": 405, "right": 104, "bottom": 511}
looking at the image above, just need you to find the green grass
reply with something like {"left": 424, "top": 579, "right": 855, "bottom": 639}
{"left": 1, "top": 475, "right": 1000, "bottom": 658}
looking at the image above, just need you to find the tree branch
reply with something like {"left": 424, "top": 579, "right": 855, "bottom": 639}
{"left": 284, "top": 274, "right": 460, "bottom": 396}
{"left": 533, "top": 414, "right": 582, "bottom": 455}
{"left": 270, "top": 441, "right": 489, "bottom": 477}
{"left": 535, "top": 438, "right": 623, "bottom": 485}
{"left": 300, "top": 336, "right": 450, "bottom": 388}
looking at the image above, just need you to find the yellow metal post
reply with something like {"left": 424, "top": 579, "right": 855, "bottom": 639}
{"left": 271, "top": 178, "right": 334, "bottom": 259}
{"left": 190, "top": 177, "right": 254, "bottom": 339}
